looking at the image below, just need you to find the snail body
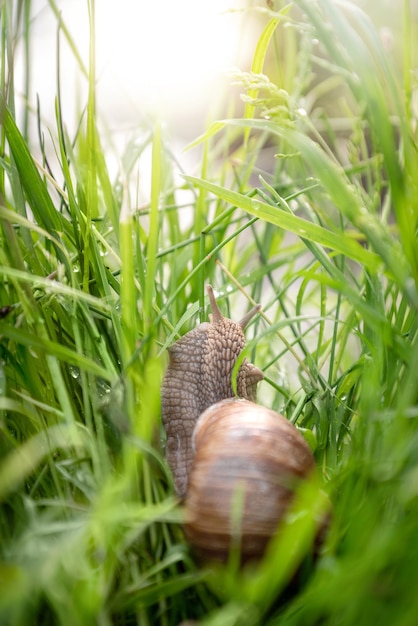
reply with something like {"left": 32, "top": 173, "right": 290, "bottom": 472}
{"left": 161, "top": 285, "right": 263, "bottom": 497}
{"left": 161, "top": 285, "right": 316, "bottom": 562}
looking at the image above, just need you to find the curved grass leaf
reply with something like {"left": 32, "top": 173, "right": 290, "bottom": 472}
{"left": 0, "top": 423, "right": 87, "bottom": 501}
{"left": 1, "top": 105, "right": 72, "bottom": 251}
{"left": 0, "top": 321, "right": 114, "bottom": 382}
{"left": 243, "top": 15, "right": 281, "bottom": 142}
{"left": 185, "top": 174, "right": 381, "bottom": 271}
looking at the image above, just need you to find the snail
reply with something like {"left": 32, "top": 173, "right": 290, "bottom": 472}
{"left": 161, "top": 285, "right": 317, "bottom": 562}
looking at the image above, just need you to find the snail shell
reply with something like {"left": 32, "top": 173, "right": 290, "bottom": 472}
{"left": 184, "top": 398, "right": 316, "bottom": 562}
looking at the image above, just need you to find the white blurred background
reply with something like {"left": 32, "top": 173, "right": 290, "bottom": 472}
{"left": 12, "top": 0, "right": 413, "bottom": 201}
{"left": 18, "top": 0, "right": 256, "bottom": 144}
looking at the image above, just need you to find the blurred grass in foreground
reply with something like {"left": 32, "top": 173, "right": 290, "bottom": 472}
{"left": 1, "top": 0, "right": 418, "bottom": 624}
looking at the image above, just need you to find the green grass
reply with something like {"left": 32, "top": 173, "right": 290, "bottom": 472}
{"left": 1, "top": 0, "right": 418, "bottom": 624}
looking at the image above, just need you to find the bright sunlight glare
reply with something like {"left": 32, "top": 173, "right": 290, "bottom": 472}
{"left": 27, "top": 0, "right": 252, "bottom": 138}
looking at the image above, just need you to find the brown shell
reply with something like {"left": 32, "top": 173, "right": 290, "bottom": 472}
{"left": 184, "top": 399, "right": 316, "bottom": 562}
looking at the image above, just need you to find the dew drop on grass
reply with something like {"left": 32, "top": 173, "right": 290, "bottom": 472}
{"left": 97, "top": 378, "right": 111, "bottom": 399}
{"left": 69, "top": 366, "right": 80, "bottom": 381}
